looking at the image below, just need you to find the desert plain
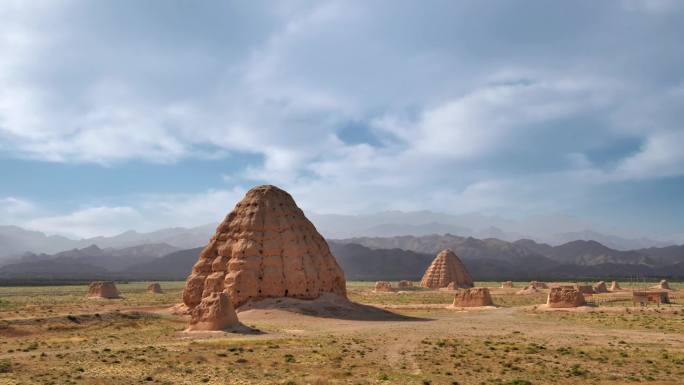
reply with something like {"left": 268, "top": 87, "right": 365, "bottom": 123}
{"left": 1, "top": 281, "right": 682, "bottom": 385}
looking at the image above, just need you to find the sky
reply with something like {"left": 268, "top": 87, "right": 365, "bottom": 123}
{"left": 0, "top": 0, "right": 683, "bottom": 239}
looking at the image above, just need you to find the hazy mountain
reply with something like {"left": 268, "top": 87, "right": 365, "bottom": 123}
{"left": 335, "top": 234, "right": 551, "bottom": 262}
{"left": 0, "top": 224, "right": 212, "bottom": 259}
{"left": 0, "top": 225, "right": 79, "bottom": 257}
{"left": 0, "top": 243, "right": 180, "bottom": 278}
{"left": 549, "top": 230, "right": 671, "bottom": 251}
{"left": 0, "top": 257, "right": 110, "bottom": 279}
{"left": 539, "top": 240, "right": 654, "bottom": 265}
{"left": 1, "top": 209, "right": 678, "bottom": 259}
{"left": 311, "top": 211, "right": 674, "bottom": 249}
{"left": 636, "top": 245, "right": 684, "bottom": 266}
{"left": 329, "top": 242, "right": 434, "bottom": 280}
{"left": 336, "top": 234, "right": 682, "bottom": 268}
{"left": 122, "top": 247, "right": 203, "bottom": 280}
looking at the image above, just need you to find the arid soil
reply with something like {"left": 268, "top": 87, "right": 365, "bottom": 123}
{"left": 0, "top": 281, "right": 683, "bottom": 385}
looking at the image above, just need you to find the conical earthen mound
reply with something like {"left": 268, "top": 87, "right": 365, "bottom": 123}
{"left": 186, "top": 292, "right": 240, "bottom": 331}
{"left": 182, "top": 185, "right": 347, "bottom": 309}
{"left": 148, "top": 282, "right": 163, "bottom": 294}
{"left": 420, "top": 249, "right": 473, "bottom": 289}
{"left": 87, "top": 281, "right": 120, "bottom": 299}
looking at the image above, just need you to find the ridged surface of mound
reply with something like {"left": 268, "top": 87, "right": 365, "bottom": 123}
{"left": 420, "top": 249, "right": 473, "bottom": 289}
{"left": 182, "top": 185, "right": 347, "bottom": 309}
{"left": 87, "top": 281, "right": 120, "bottom": 299}
{"left": 186, "top": 292, "right": 239, "bottom": 331}
{"left": 453, "top": 288, "right": 493, "bottom": 307}
{"left": 547, "top": 287, "right": 586, "bottom": 308}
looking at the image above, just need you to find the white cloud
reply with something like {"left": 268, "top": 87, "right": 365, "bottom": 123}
{"left": 375, "top": 79, "right": 610, "bottom": 159}
{"left": 614, "top": 130, "right": 684, "bottom": 180}
{"left": 25, "top": 206, "right": 144, "bottom": 238}
{"left": 0, "top": 197, "right": 36, "bottom": 220}
{"left": 0, "top": 1, "right": 683, "bottom": 237}
{"left": 15, "top": 188, "right": 248, "bottom": 238}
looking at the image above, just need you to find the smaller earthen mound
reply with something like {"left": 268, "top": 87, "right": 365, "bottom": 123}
{"left": 652, "top": 279, "right": 671, "bottom": 290}
{"left": 446, "top": 282, "right": 457, "bottom": 290}
{"left": 610, "top": 281, "right": 621, "bottom": 291}
{"left": 374, "top": 281, "right": 394, "bottom": 292}
{"left": 186, "top": 292, "right": 240, "bottom": 332}
{"left": 530, "top": 281, "right": 548, "bottom": 289}
{"left": 501, "top": 281, "right": 514, "bottom": 288}
{"left": 547, "top": 287, "right": 586, "bottom": 308}
{"left": 398, "top": 280, "right": 413, "bottom": 289}
{"left": 147, "top": 283, "right": 163, "bottom": 294}
{"left": 574, "top": 284, "right": 595, "bottom": 295}
{"left": 87, "top": 281, "right": 120, "bottom": 299}
{"left": 516, "top": 285, "right": 540, "bottom": 295}
{"left": 594, "top": 281, "right": 608, "bottom": 293}
{"left": 452, "top": 288, "right": 494, "bottom": 307}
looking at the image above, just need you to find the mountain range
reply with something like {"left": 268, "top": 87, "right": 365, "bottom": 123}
{"left": 2, "top": 210, "right": 681, "bottom": 262}
{"left": 1, "top": 234, "right": 682, "bottom": 282}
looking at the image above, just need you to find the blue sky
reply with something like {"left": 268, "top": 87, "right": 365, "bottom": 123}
{"left": 0, "top": 0, "right": 683, "bottom": 238}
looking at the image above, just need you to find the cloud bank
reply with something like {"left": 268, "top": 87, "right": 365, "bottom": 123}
{"left": 0, "top": 1, "right": 683, "bottom": 238}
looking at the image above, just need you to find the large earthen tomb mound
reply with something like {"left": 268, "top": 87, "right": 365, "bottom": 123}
{"left": 183, "top": 185, "right": 347, "bottom": 310}
{"left": 420, "top": 249, "right": 473, "bottom": 289}
{"left": 547, "top": 287, "right": 586, "bottom": 308}
{"left": 452, "top": 288, "right": 494, "bottom": 307}
{"left": 87, "top": 281, "right": 120, "bottom": 299}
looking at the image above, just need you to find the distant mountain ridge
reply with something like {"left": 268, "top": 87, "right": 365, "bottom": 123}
{"left": 334, "top": 234, "right": 683, "bottom": 268}
{"left": 1, "top": 209, "right": 681, "bottom": 260}
{"left": 1, "top": 233, "right": 682, "bottom": 282}
{"left": 0, "top": 224, "right": 213, "bottom": 259}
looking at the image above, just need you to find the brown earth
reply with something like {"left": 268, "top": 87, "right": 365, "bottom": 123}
{"left": 86, "top": 281, "right": 120, "bottom": 299}
{"left": 182, "top": 185, "right": 346, "bottom": 310}
{"left": 452, "top": 288, "right": 494, "bottom": 307}
{"left": 547, "top": 287, "right": 586, "bottom": 308}
{"left": 420, "top": 249, "right": 473, "bottom": 289}
{"left": 373, "top": 281, "right": 394, "bottom": 292}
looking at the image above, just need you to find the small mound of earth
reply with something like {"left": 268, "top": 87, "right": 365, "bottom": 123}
{"left": 452, "top": 288, "right": 494, "bottom": 307}
{"left": 148, "top": 282, "right": 163, "bottom": 294}
{"left": 373, "top": 281, "right": 394, "bottom": 292}
{"left": 237, "top": 293, "right": 415, "bottom": 321}
{"left": 594, "top": 281, "right": 608, "bottom": 293}
{"left": 87, "top": 281, "right": 121, "bottom": 299}
{"left": 652, "top": 279, "right": 672, "bottom": 291}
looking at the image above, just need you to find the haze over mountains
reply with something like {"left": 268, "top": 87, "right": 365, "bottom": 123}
{"left": 1, "top": 231, "right": 682, "bottom": 282}
{"left": 0, "top": 209, "right": 681, "bottom": 281}
{"left": 1, "top": 210, "right": 680, "bottom": 261}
